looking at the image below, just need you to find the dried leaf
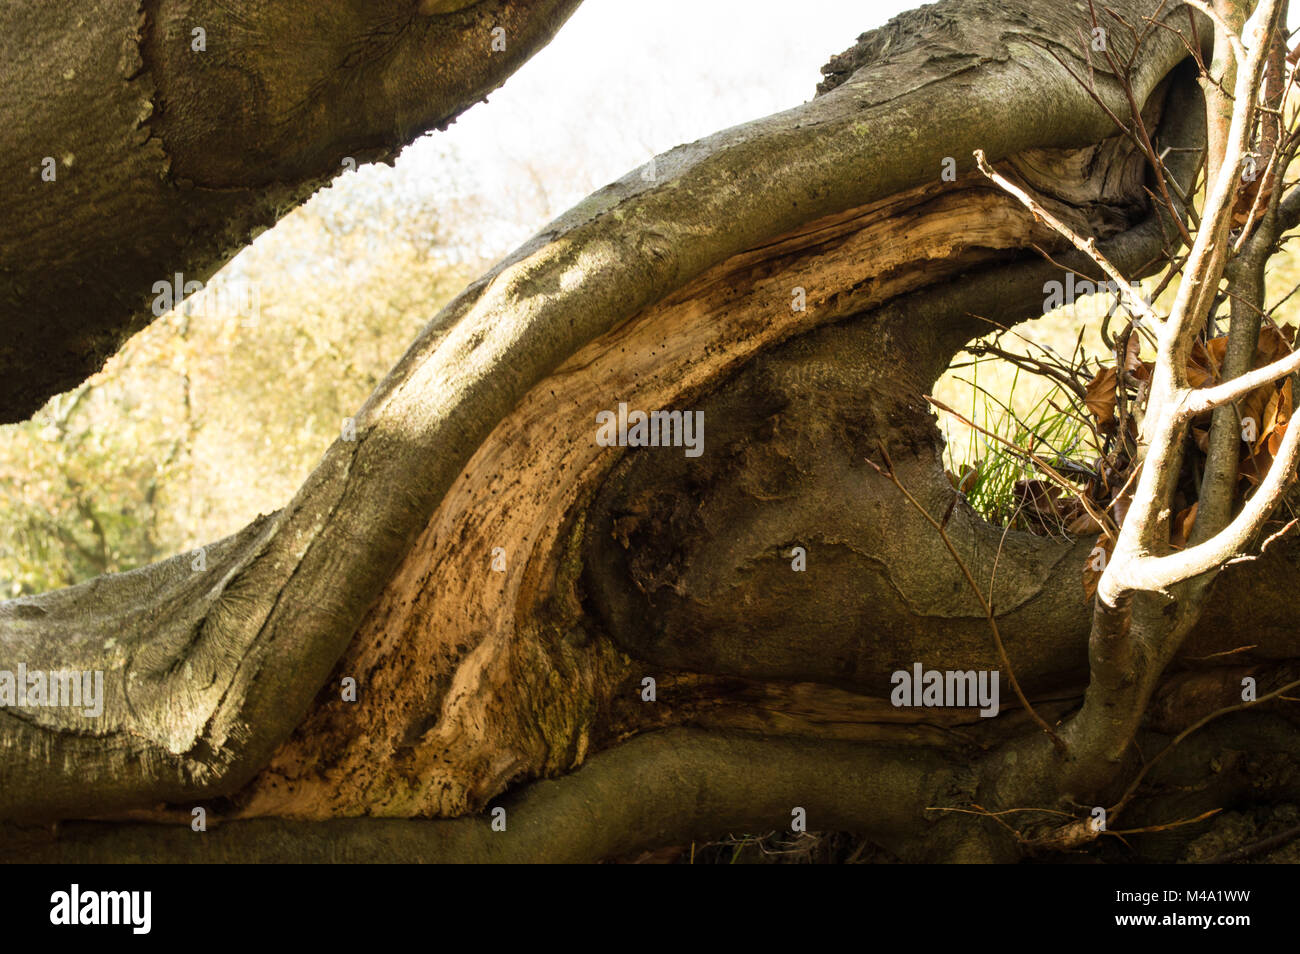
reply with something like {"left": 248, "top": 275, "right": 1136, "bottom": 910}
{"left": 1110, "top": 491, "right": 1133, "bottom": 529}
{"left": 1268, "top": 379, "right": 1293, "bottom": 455}
{"left": 946, "top": 461, "right": 981, "bottom": 494}
{"left": 1240, "top": 448, "right": 1271, "bottom": 486}
{"left": 1206, "top": 335, "right": 1229, "bottom": 367}
{"left": 1170, "top": 502, "right": 1198, "bottom": 549}
{"left": 1066, "top": 510, "right": 1103, "bottom": 535}
{"left": 1123, "top": 334, "right": 1152, "bottom": 383}
{"left": 1239, "top": 385, "right": 1272, "bottom": 454}
{"left": 1232, "top": 177, "right": 1274, "bottom": 230}
{"left": 1084, "top": 366, "right": 1117, "bottom": 425}
{"left": 1082, "top": 534, "right": 1116, "bottom": 601}
{"left": 1255, "top": 324, "right": 1291, "bottom": 368}
{"left": 1014, "top": 479, "right": 1061, "bottom": 517}
{"left": 1256, "top": 381, "right": 1290, "bottom": 456}
{"left": 1188, "top": 337, "right": 1226, "bottom": 388}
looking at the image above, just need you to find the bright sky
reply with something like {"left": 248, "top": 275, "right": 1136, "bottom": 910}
{"left": 421, "top": 0, "right": 914, "bottom": 186}
{"left": 321, "top": 0, "right": 917, "bottom": 258}
{"left": 282, "top": 0, "right": 1300, "bottom": 266}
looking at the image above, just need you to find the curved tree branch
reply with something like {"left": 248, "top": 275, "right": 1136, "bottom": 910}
{"left": 0, "top": 0, "right": 584, "bottom": 422}
{"left": 0, "top": 0, "right": 1230, "bottom": 852}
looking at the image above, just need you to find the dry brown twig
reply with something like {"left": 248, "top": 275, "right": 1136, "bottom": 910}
{"left": 926, "top": 395, "right": 1118, "bottom": 539}
{"left": 1111, "top": 673, "right": 1300, "bottom": 818}
{"left": 865, "top": 442, "right": 1066, "bottom": 752}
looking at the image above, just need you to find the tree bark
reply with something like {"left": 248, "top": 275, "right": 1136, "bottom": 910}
{"left": 7, "top": 0, "right": 1300, "bottom": 863}
{"left": 0, "top": 0, "right": 583, "bottom": 423}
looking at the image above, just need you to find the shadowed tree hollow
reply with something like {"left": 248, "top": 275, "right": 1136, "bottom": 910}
{"left": 6, "top": 0, "right": 1300, "bottom": 863}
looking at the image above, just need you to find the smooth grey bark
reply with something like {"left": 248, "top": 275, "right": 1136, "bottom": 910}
{"left": 0, "top": 0, "right": 583, "bottom": 423}
{"left": 9, "top": 0, "right": 1292, "bottom": 864}
{"left": 6, "top": 730, "right": 982, "bottom": 862}
{"left": 11, "top": 711, "right": 1300, "bottom": 862}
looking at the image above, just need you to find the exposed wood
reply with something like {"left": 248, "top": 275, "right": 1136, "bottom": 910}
{"left": 236, "top": 137, "right": 1155, "bottom": 820}
{"left": 15, "top": 1, "right": 1288, "bottom": 871}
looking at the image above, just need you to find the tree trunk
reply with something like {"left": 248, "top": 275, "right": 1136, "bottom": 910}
{"left": 6, "top": 0, "right": 1300, "bottom": 863}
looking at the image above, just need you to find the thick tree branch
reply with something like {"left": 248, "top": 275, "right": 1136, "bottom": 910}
{"left": 0, "top": 0, "right": 585, "bottom": 423}
{"left": 4, "top": 730, "right": 992, "bottom": 863}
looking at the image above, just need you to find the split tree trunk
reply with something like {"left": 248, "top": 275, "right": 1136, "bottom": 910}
{"left": 6, "top": 0, "right": 1300, "bottom": 862}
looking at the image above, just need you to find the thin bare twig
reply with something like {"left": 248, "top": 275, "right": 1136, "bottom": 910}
{"left": 1111, "top": 673, "right": 1300, "bottom": 817}
{"left": 974, "top": 149, "right": 1164, "bottom": 329}
{"left": 866, "top": 443, "right": 1065, "bottom": 752}
{"left": 927, "top": 395, "right": 1117, "bottom": 539}
{"left": 1198, "top": 820, "right": 1300, "bottom": 862}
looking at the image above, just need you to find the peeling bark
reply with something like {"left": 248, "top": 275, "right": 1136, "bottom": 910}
{"left": 8, "top": 0, "right": 1297, "bottom": 864}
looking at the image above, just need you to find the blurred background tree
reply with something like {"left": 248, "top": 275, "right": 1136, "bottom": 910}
{"left": 0, "top": 176, "right": 481, "bottom": 595}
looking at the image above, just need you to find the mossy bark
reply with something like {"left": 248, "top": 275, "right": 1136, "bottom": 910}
{"left": 8, "top": 0, "right": 1297, "bottom": 863}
